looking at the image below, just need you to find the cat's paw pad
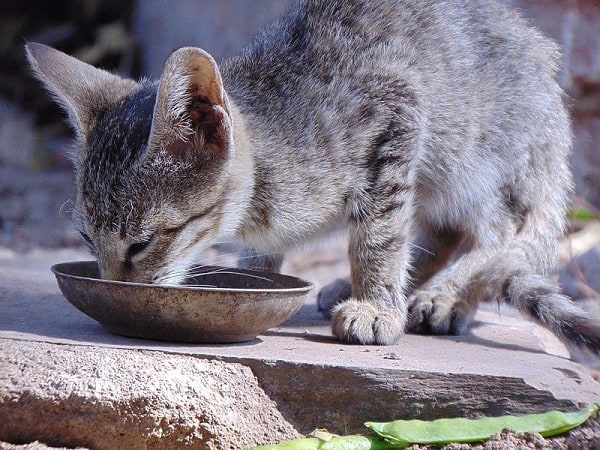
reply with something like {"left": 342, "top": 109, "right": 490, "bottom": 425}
{"left": 331, "top": 299, "right": 403, "bottom": 345}
{"left": 408, "top": 290, "right": 471, "bottom": 335}
{"left": 317, "top": 278, "right": 352, "bottom": 318}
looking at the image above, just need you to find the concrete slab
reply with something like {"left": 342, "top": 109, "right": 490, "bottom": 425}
{"left": 1, "top": 243, "right": 599, "bottom": 447}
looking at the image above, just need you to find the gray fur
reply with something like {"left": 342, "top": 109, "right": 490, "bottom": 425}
{"left": 26, "top": 0, "right": 600, "bottom": 356}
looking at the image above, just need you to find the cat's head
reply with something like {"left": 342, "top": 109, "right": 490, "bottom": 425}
{"left": 26, "top": 43, "right": 244, "bottom": 284}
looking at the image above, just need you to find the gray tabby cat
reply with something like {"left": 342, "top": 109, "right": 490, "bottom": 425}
{"left": 27, "top": 0, "right": 600, "bottom": 356}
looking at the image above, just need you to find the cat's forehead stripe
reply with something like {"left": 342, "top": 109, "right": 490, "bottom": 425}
{"left": 88, "top": 85, "right": 156, "bottom": 163}
{"left": 82, "top": 85, "right": 157, "bottom": 230}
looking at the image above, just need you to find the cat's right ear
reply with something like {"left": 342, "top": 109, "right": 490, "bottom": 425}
{"left": 25, "top": 42, "right": 137, "bottom": 138}
{"left": 146, "top": 47, "right": 233, "bottom": 162}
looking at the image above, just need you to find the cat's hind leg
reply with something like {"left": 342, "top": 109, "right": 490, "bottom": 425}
{"left": 408, "top": 187, "right": 537, "bottom": 335}
{"left": 463, "top": 235, "right": 600, "bottom": 358}
{"left": 409, "top": 211, "right": 600, "bottom": 358}
{"left": 408, "top": 245, "right": 489, "bottom": 335}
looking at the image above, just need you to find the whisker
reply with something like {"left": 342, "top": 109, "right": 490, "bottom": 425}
{"left": 195, "top": 254, "right": 237, "bottom": 267}
{"left": 195, "top": 250, "right": 283, "bottom": 270}
{"left": 409, "top": 242, "right": 434, "bottom": 256}
{"left": 234, "top": 252, "right": 279, "bottom": 262}
{"left": 58, "top": 199, "right": 73, "bottom": 218}
{"left": 202, "top": 247, "right": 280, "bottom": 263}
{"left": 167, "top": 283, "right": 218, "bottom": 288}
{"left": 187, "top": 268, "right": 274, "bottom": 283}
{"left": 157, "top": 247, "right": 283, "bottom": 286}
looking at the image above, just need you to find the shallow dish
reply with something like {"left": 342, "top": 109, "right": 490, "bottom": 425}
{"left": 52, "top": 261, "right": 313, "bottom": 343}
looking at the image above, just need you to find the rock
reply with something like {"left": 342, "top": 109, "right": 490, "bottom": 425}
{"left": 0, "top": 442, "right": 88, "bottom": 450}
{"left": 0, "top": 168, "right": 79, "bottom": 251}
{"left": 0, "top": 340, "right": 299, "bottom": 450}
{"left": 572, "top": 116, "right": 600, "bottom": 209}
{"left": 569, "top": 2, "right": 600, "bottom": 87}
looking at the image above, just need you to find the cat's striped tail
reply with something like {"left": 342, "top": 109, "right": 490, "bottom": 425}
{"left": 467, "top": 251, "right": 600, "bottom": 360}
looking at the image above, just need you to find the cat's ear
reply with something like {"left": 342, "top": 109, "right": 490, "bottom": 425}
{"left": 147, "top": 47, "right": 232, "bottom": 160}
{"left": 25, "top": 42, "right": 137, "bottom": 137}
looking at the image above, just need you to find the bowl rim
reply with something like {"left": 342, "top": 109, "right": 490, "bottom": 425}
{"left": 51, "top": 261, "right": 314, "bottom": 295}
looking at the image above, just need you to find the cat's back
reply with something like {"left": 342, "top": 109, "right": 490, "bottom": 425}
{"left": 226, "top": 0, "right": 557, "bottom": 85}
{"left": 224, "top": 0, "right": 560, "bottom": 134}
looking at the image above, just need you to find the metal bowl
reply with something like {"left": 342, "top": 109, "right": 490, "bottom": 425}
{"left": 52, "top": 261, "right": 313, "bottom": 343}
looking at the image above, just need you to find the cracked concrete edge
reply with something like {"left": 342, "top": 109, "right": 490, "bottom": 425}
{"left": 0, "top": 340, "right": 300, "bottom": 450}
{"left": 234, "top": 358, "right": 584, "bottom": 435}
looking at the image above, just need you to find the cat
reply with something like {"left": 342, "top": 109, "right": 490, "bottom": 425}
{"left": 27, "top": 0, "right": 600, "bottom": 357}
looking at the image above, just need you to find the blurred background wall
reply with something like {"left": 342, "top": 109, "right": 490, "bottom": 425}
{"left": 0, "top": 0, "right": 598, "bottom": 251}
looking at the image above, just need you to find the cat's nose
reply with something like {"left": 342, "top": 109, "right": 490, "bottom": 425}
{"left": 100, "top": 263, "right": 131, "bottom": 282}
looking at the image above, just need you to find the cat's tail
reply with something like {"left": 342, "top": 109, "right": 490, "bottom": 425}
{"left": 466, "top": 246, "right": 600, "bottom": 360}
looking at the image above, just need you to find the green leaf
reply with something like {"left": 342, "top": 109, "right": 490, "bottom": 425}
{"left": 366, "top": 403, "right": 600, "bottom": 446}
{"left": 249, "top": 403, "right": 599, "bottom": 449}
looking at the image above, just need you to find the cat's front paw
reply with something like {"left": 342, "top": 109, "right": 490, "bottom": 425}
{"left": 331, "top": 299, "right": 404, "bottom": 345}
{"left": 408, "top": 290, "right": 472, "bottom": 335}
{"left": 317, "top": 278, "right": 352, "bottom": 318}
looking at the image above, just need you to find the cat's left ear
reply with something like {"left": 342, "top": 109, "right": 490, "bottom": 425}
{"left": 25, "top": 42, "right": 138, "bottom": 138}
{"left": 147, "top": 47, "right": 232, "bottom": 160}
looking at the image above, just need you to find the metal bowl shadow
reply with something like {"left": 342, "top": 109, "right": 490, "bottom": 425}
{"left": 52, "top": 261, "right": 313, "bottom": 343}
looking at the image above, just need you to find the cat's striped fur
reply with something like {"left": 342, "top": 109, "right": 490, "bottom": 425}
{"left": 27, "top": 0, "right": 600, "bottom": 358}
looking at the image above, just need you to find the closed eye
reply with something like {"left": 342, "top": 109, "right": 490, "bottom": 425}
{"left": 164, "top": 206, "right": 217, "bottom": 235}
{"left": 126, "top": 234, "right": 156, "bottom": 261}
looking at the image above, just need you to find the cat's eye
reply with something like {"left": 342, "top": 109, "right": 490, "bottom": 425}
{"left": 126, "top": 235, "right": 156, "bottom": 261}
{"left": 164, "top": 206, "right": 218, "bottom": 234}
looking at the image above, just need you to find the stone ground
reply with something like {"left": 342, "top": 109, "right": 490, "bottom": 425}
{"left": 1, "top": 238, "right": 600, "bottom": 449}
